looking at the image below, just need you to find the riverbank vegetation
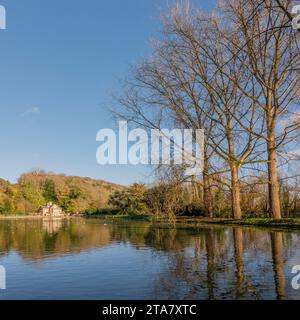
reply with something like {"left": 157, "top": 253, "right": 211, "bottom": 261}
{"left": 99, "top": 180, "right": 300, "bottom": 222}
{"left": 0, "top": 171, "right": 123, "bottom": 215}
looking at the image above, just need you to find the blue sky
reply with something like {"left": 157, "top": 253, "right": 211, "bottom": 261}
{"left": 0, "top": 0, "right": 215, "bottom": 185}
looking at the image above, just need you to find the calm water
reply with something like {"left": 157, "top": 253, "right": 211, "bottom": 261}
{"left": 0, "top": 218, "right": 299, "bottom": 300}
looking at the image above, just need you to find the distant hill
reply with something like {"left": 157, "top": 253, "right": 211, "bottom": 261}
{"left": 0, "top": 171, "right": 124, "bottom": 215}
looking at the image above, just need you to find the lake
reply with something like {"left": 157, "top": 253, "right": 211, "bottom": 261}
{"left": 0, "top": 218, "right": 299, "bottom": 300}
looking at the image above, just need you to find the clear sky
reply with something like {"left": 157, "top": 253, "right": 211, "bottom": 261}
{"left": 0, "top": 0, "right": 215, "bottom": 185}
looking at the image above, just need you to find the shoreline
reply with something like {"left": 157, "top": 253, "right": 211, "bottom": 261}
{"left": 182, "top": 217, "right": 300, "bottom": 231}
{"left": 1, "top": 214, "right": 300, "bottom": 231}
{"left": 85, "top": 214, "right": 300, "bottom": 231}
{"left": 0, "top": 215, "right": 71, "bottom": 220}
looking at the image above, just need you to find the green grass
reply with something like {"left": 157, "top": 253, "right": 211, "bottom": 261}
{"left": 212, "top": 217, "right": 300, "bottom": 230}
{"left": 247, "top": 217, "right": 299, "bottom": 222}
{"left": 152, "top": 216, "right": 300, "bottom": 230}
{"left": 243, "top": 217, "right": 300, "bottom": 225}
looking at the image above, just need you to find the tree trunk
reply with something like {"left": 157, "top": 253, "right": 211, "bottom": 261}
{"left": 227, "top": 124, "right": 242, "bottom": 220}
{"left": 203, "top": 156, "right": 213, "bottom": 218}
{"left": 267, "top": 137, "right": 282, "bottom": 219}
{"left": 271, "top": 232, "right": 286, "bottom": 300}
{"left": 191, "top": 176, "right": 200, "bottom": 202}
{"left": 231, "top": 162, "right": 242, "bottom": 220}
{"left": 233, "top": 228, "right": 244, "bottom": 299}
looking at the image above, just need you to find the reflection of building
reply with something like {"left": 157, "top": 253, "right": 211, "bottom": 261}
{"left": 42, "top": 219, "right": 63, "bottom": 235}
{"left": 39, "top": 202, "right": 63, "bottom": 217}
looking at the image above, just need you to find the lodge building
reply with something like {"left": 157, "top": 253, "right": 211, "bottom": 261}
{"left": 38, "top": 202, "right": 63, "bottom": 217}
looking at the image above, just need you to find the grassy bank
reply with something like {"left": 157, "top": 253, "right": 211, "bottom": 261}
{"left": 154, "top": 217, "right": 300, "bottom": 230}
{"left": 209, "top": 218, "right": 300, "bottom": 230}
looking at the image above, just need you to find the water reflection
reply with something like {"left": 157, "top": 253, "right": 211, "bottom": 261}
{"left": 206, "top": 228, "right": 215, "bottom": 300}
{"left": 233, "top": 228, "right": 244, "bottom": 299}
{"left": 271, "top": 232, "right": 286, "bottom": 300}
{"left": 0, "top": 218, "right": 299, "bottom": 299}
{"left": 42, "top": 219, "right": 63, "bottom": 235}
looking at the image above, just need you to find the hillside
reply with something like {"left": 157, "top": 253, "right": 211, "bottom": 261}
{"left": 0, "top": 171, "right": 124, "bottom": 215}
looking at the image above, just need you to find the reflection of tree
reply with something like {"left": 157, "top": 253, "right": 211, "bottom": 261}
{"left": 271, "top": 232, "right": 286, "bottom": 300}
{"left": 234, "top": 228, "right": 244, "bottom": 293}
{"left": 151, "top": 227, "right": 227, "bottom": 300}
{"left": 0, "top": 219, "right": 111, "bottom": 261}
{"left": 144, "top": 226, "right": 191, "bottom": 252}
{"left": 206, "top": 229, "right": 215, "bottom": 300}
{"left": 106, "top": 221, "right": 150, "bottom": 249}
{"left": 233, "top": 228, "right": 260, "bottom": 300}
{"left": 151, "top": 226, "right": 270, "bottom": 300}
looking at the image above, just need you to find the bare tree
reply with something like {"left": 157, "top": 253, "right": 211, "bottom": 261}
{"left": 219, "top": 0, "right": 300, "bottom": 218}
{"left": 113, "top": 10, "right": 218, "bottom": 217}
{"left": 158, "top": 4, "right": 267, "bottom": 219}
{"left": 112, "top": 0, "right": 299, "bottom": 220}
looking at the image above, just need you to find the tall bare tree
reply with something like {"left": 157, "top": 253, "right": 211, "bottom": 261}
{"left": 157, "top": 3, "right": 266, "bottom": 219}
{"left": 113, "top": 0, "right": 299, "bottom": 220}
{"left": 218, "top": 0, "right": 300, "bottom": 218}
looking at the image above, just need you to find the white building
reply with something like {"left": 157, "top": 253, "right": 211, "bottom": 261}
{"left": 39, "top": 202, "right": 63, "bottom": 217}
